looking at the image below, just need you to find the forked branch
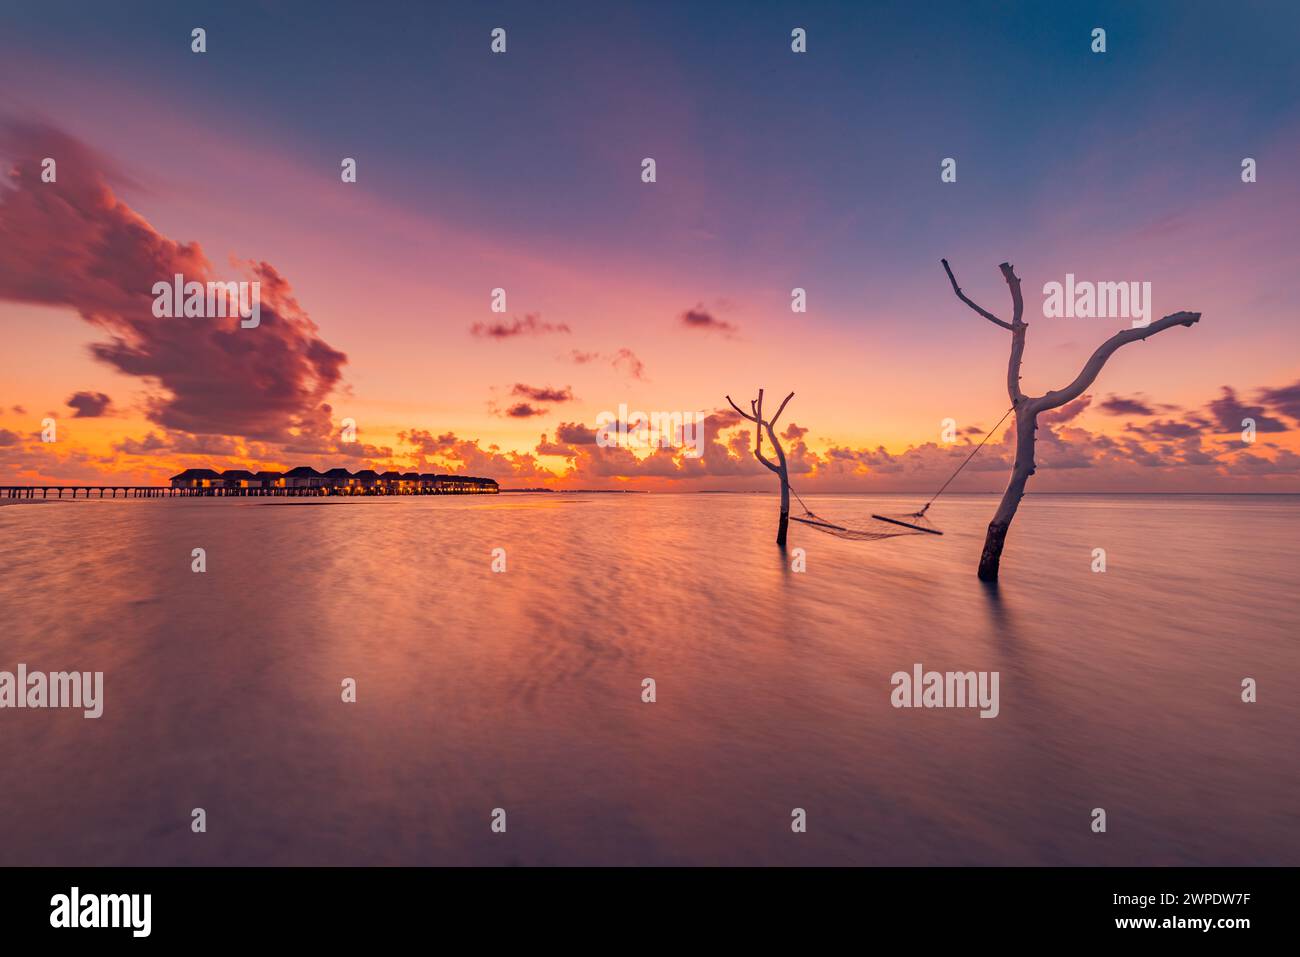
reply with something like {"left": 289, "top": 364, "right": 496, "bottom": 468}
{"left": 943, "top": 259, "right": 1027, "bottom": 404}
{"left": 727, "top": 389, "right": 795, "bottom": 474}
{"left": 725, "top": 394, "right": 759, "bottom": 423}
{"left": 942, "top": 258, "right": 1014, "bottom": 330}
{"left": 1035, "top": 311, "right": 1201, "bottom": 412}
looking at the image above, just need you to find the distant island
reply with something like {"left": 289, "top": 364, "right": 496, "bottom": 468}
{"left": 502, "top": 488, "right": 647, "bottom": 494}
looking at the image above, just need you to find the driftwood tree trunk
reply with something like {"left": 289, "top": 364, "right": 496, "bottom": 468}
{"left": 726, "top": 388, "right": 795, "bottom": 547}
{"left": 942, "top": 259, "right": 1201, "bottom": 581}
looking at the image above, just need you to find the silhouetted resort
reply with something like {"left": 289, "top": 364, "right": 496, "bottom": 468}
{"left": 1, "top": 468, "right": 498, "bottom": 499}
{"left": 169, "top": 467, "right": 499, "bottom": 495}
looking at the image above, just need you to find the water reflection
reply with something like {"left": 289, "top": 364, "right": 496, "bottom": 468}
{"left": 0, "top": 493, "right": 1296, "bottom": 865}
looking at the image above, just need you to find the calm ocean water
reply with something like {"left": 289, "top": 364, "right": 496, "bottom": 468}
{"left": 1, "top": 492, "right": 1296, "bottom": 865}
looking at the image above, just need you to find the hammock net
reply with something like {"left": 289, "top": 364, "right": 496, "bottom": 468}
{"left": 790, "top": 504, "right": 941, "bottom": 540}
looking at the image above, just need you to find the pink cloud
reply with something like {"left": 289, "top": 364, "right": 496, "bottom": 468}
{"left": 679, "top": 305, "right": 736, "bottom": 335}
{"left": 0, "top": 120, "right": 348, "bottom": 444}
{"left": 470, "top": 313, "right": 570, "bottom": 339}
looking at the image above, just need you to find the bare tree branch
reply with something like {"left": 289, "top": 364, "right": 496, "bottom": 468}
{"left": 729, "top": 390, "right": 778, "bottom": 470}
{"left": 1033, "top": 311, "right": 1202, "bottom": 412}
{"left": 725, "top": 395, "right": 758, "bottom": 423}
{"left": 942, "top": 258, "right": 1014, "bottom": 330}
{"left": 1000, "top": 262, "right": 1027, "bottom": 404}
{"left": 999, "top": 262, "right": 1024, "bottom": 327}
{"left": 944, "top": 260, "right": 1027, "bottom": 404}
{"left": 752, "top": 390, "right": 780, "bottom": 471}
{"left": 770, "top": 391, "right": 795, "bottom": 429}
{"left": 763, "top": 418, "right": 787, "bottom": 476}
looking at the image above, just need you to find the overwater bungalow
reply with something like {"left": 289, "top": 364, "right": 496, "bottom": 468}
{"left": 284, "top": 466, "right": 324, "bottom": 489}
{"left": 322, "top": 467, "right": 356, "bottom": 492}
{"left": 170, "top": 468, "right": 222, "bottom": 489}
{"left": 220, "top": 469, "right": 257, "bottom": 489}
{"left": 254, "top": 470, "right": 285, "bottom": 489}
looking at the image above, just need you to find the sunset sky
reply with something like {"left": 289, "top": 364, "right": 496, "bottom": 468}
{"left": 1, "top": 1, "right": 1297, "bottom": 490}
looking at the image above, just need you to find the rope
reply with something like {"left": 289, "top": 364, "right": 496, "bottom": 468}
{"left": 916, "top": 405, "right": 1014, "bottom": 514}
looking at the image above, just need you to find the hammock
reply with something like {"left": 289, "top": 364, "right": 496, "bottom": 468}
{"left": 789, "top": 496, "right": 940, "bottom": 540}
{"left": 787, "top": 406, "right": 1014, "bottom": 541}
